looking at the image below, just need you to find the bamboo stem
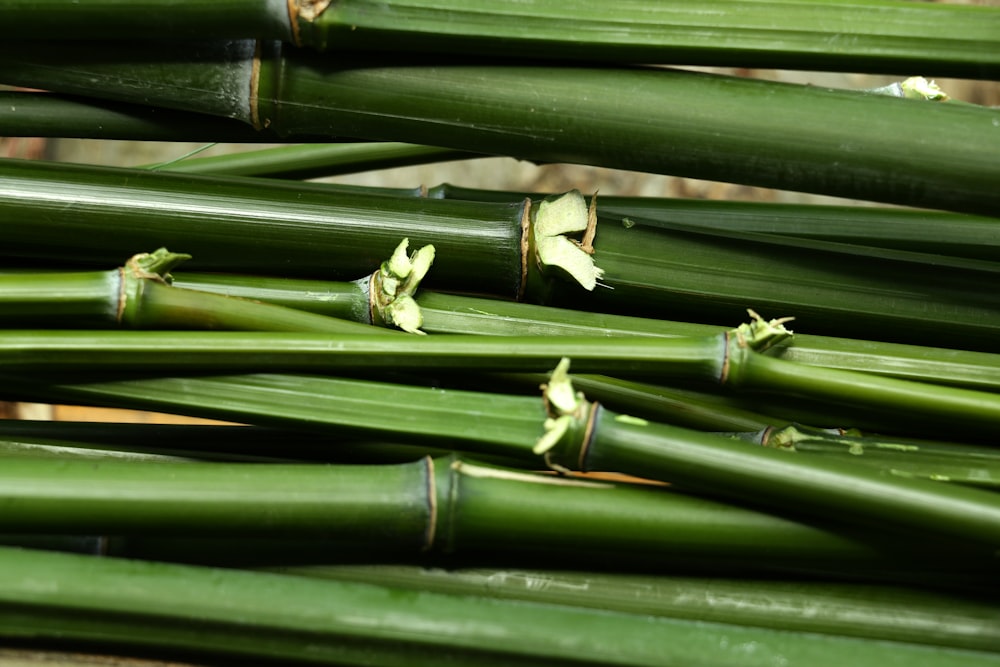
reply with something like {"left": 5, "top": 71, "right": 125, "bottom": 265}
{"left": 0, "top": 455, "right": 926, "bottom": 571}
{"left": 3, "top": 42, "right": 999, "bottom": 213}
{"left": 3, "top": 546, "right": 995, "bottom": 667}
{"left": 275, "top": 564, "right": 1000, "bottom": 654}
{"left": 150, "top": 142, "right": 472, "bottom": 179}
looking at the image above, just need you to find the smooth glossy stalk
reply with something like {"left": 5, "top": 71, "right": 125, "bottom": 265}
{"left": 3, "top": 159, "right": 999, "bottom": 349}
{"left": 4, "top": 1, "right": 999, "bottom": 79}
{"left": 555, "top": 405, "right": 1000, "bottom": 550}
{"left": 0, "top": 159, "right": 528, "bottom": 297}
{"left": 0, "top": 91, "right": 315, "bottom": 141}
{"left": 150, "top": 142, "right": 471, "bottom": 179}
{"left": 432, "top": 183, "right": 1000, "bottom": 264}
{"left": 5, "top": 328, "right": 1000, "bottom": 436}
{"left": 5, "top": 548, "right": 996, "bottom": 667}
{"left": 746, "top": 425, "right": 1000, "bottom": 489}
{"left": 276, "top": 565, "right": 1000, "bottom": 653}
{"left": 3, "top": 43, "right": 999, "bottom": 214}
{"left": 0, "top": 258, "right": 382, "bottom": 335}
{"left": 174, "top": 273, "right": 1000, "bottom": 392}
{"left": 0, "top": 456, "right": 916, "bottom": 570}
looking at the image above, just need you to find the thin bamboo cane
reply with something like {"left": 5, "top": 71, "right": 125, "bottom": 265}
{"left": 0, "top": 91, "right": 316, "bottom": 141}
{"left": 5, "top": 0, "right": 998, "bottom": 79}
{"left": 0, "top": 250, "right": 385, "bottom": 334}
{"left": 431, "top": 183, "right": 1000, "bottom": 264}
{"left": 3, "top": 160, "right": 999, "bottom": 348}
{"left": 743, "top": 425, "right": 1000, "bottom": 489}
{"left": 149, "top": 142, "right": 471, "bottom": 179}
{"left": 173, "top": 273, "right": 1000, "bottom": 392}
{"left": 4, "top": 327, "right": 1000, "bottom": 435}
{"left": 3, "top": 547, "right": 995, "bottom": 667}
{"left": 275, "top": 565, "right": 1000, "bottom": 654}
{"left": 6, "top": 365, "right": 1000, "bottom": 548}
{"left": 3, "top": 42, "right": 998, "bottom": 214}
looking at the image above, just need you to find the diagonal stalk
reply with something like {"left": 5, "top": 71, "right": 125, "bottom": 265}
{"left": 147, "top": 141, "right": 471, "bottom": 179}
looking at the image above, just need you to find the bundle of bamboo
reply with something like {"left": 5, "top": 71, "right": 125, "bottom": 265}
{"left": 1, "top": 1, "right": 999, "bottom": 664}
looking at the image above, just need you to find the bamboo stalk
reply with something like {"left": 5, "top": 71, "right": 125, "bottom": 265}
{"left": 149, "top": 142, "right": 471, "bottom": 179}
{"left": 0, "top": 91, "right": 317, "bottom": 141}
{"left": 0, "top": 455, "right": 924, "bottom": 571}
{"left": 0, "top": 159, "right": 530, "bottom": 297}
{"left": 745, "top": 425, "right": 1000, "bottom": 489}
{"left": 173, "top": 273, "right": 1000, "bottom": 392}
{"left": 4, "top": 160, "right": 1000, "bottom": 348}
{"left": 7, "top": 360, "right": 1000, "bottom": 548}
{"left": 3, "top": 548, "right": 995, "bottom": 667}
{"left": 0, "top": 249, "right": 386, "bottom": 334}
{"left": 5, "top": 324, "right": 1000, "bottom": 436}
{"left": 431, "top": 182, "right": 1000, "bottom": 264}
{"left": 3, "top": 43, "right": 999, "bottom": 214}
{"left": 5, "top": 1, "right": 999, "bottom": 79}
{"left": 274, "top": 565, "right": 1000, "bottom": 654}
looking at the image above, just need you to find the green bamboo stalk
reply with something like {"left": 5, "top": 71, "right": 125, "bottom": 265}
{"left": 0, "top": 159, "right": 533, "bottom": 297}
{"left": 149, "top": 142, "right": 471, "bottom": 179}
{"left": 431, "top": 183, "right": 1000, "bottom": 263}
{"left": 4, "top": 1, "right": 999, "bottom": 78}
{"left": 274, "top": 565, "right": 1000, "bottom": 654}
{"left": 743, "top": 425, "right": 1000, "bottom": 489}
{"left": 5, "top": 322, "right": 1000, "bottom": 436}
{"left": 173, "top": 272, "right": 1000, "bottom": 392}
{"left": 3, "top": 43, "right": 999, "bottom": 214}
{"left": 0, "top": 455, "right": 922, "bottom": 571}
{"left": 0, "top": 0, "right": 293, "bottom": 40}
{"left": 548, "top": 402, "right": 1000, "bottom": 550}
{"left": 7, "top": 358, "right": 1000, "bottom": 547}
{"left": 4, "top": 161, "right": 1000, "bottom": 349}
{"left": 0, "top": 249, "right": 385, "bottom": 334}
{"left": 0, "top": 91, "right": 319, "bottom": 141}
{"left": 3, "top": 548, "right": 996, "bottom": 667}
